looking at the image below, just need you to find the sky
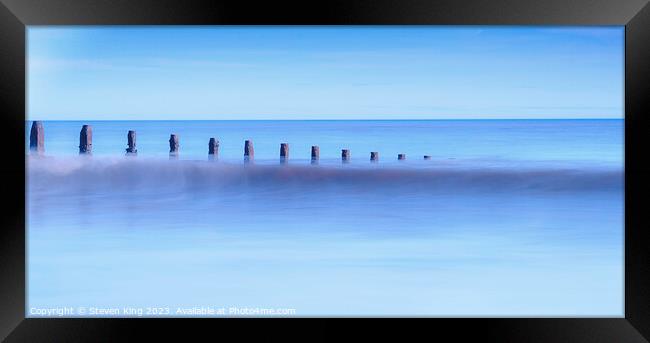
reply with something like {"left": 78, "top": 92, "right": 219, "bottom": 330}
{"left": 27, "top": 26, "right": 624, "bottom": 120}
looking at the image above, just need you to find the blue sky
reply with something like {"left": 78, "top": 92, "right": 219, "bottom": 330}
{"left": 28, "top": 26, "right": 624, "bottom": 120}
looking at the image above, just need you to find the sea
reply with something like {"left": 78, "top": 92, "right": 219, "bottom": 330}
{"left": 25, "top": 119, "right": 624, "bottom": 316}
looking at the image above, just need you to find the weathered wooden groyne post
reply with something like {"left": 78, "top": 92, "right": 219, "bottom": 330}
{"left": 244, "top": 140, "right": 254, "bottom": 162}
{"left": 208, "top": 138, "right": 219, "bottom": 160}
{"left": 370, "top": 151, "right": 379, "bottom": 162}
{"left": 125, "top": 130, "right": 137, "bottom": 155}
{"left": 169, "top": 134, "right": 179, "bottom": 159}
{"left": 341, "top": 149, "right": 350, "bottom": 163}
{"left": 398, "top": 154, "right": 406, "bottom": 160}
{"left": 29, "top": 121, "right": 44, "bottom": 155}
{"left": 280, "top": 143, "right": 289, "bottom": 163}
{"left": 79, "top": 125, "right": 92, "bottom": 155}
{"left": 424, "top": 155, "right": 431, "bottom": 160}
{"left": 311, "top": 146, "right": 319, "bottom": 164}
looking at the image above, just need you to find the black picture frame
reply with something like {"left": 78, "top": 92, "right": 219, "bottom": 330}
{"left": 1, "top": 0, "right": 648, "bottom": 341}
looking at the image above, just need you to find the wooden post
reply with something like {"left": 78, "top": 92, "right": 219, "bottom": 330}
{"left": 424, "top": 155, "right": 432, "bottom": 160}
{"left": 244, "top": 140, "right": 254, "bottom": 161}
{"left": 79, "top": 125, "right": 92, "bottom": 155}
{"left": 398, "top": 154, "right": 406, "bottom": 160}
{"left": 29, "top": 121, "right": 44, "bottom": 155}
{"left": 169, "top": 134, "right": 179, "bottom": 158}
{"left": 370, "top": 152, "right": 379, "bottom": 162}
{"left": 341, "top": 149, "right": 350, "bottom": 163}
{"left": 208, "top": 138, "right": 219, "bottom": 160}
{"left": 126, "top": 130, "right": 137, "bottom": 155}
{"left": 311, "top": 146, "right": 320, "bottom": 164}
{"left": 280, "top": 143, "right": 289, "bottom": 163}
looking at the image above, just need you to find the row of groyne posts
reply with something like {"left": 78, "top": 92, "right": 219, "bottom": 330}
{"left": 29, "top": 121, "right": 433, "bottom": 162}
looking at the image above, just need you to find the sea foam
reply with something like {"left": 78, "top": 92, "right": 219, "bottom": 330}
{"left": 27, "top": 156, "right": 622, "bottom": 196}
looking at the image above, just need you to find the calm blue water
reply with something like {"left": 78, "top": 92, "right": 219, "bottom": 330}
{"left": 25, "top": 120, "right": 622, "bottom": 164}
{"left": 26, "top": 120, "right": 624, "bottom": 316}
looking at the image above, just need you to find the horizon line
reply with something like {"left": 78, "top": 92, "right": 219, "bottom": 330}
{"left": 25, "top": 117, "right": 624, "bottom": 121}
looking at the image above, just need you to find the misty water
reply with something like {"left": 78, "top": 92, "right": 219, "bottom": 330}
{"left": 26, "top": 120, "right": 623, "bottom": 316}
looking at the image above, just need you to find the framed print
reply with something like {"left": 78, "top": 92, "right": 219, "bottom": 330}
{"left": 1, "top": 0, "right": 649, "bottom": 341}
